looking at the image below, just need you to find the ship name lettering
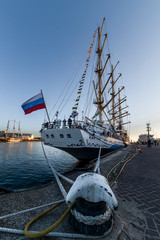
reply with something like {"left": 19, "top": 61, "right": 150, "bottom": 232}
{"left": 86, "top": 140, "right": 106, "bottom": 148}
{"left": 67, "top": 140, "right": 83, "bottom": 147}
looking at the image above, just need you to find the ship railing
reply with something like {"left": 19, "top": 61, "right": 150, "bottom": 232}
{"left": 42, "top": 120, "right": 87, "bottom": 130}
{"left": 41, "top": 119, "right": 113, "bottom": 137}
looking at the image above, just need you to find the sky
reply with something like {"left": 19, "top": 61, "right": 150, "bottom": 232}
{"left": 0, "top": 0, "right": 160, "bottom": 141}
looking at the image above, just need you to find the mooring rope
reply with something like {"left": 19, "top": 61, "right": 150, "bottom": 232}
{"left": 71, "top": 207, "right": 112, "bottom": 225}
{"left": 0, "top": 226, "right": 114, "bottom": 239}
{"left": 94, "top": 146, "right": 101, "bottom": 174}
{"left": 0, "top": 199, "right": 65, "bottom": 220}
{"left": 0, "top": 146, "right": 138, "bottom": 239}
{"left": 41, "top": 142, "right": 73, "bottom": 198}
{"left": 41, "top": 142, "right": 74, "bottom": 184}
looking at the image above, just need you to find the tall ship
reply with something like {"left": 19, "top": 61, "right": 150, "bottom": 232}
{"left": 5, "top": 120, "right": 22, "bottom": 142}
{"left": 41, "top": 18, "right": 130, "bottom": 161}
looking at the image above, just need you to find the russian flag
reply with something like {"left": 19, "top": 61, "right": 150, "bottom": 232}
{"left": 21, "top": 93, "right": 45, "bottom": 115}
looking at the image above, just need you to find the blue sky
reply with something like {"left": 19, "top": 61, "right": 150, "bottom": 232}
{"left": 0, "top": 0, "right": 160, "bottom": 141}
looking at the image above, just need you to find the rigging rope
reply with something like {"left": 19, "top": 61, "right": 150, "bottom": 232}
{"left": 83, "top": 46, "right": 97, "bottom": 118}
{"left": 49, "top": 56, "right": 86, "bottom": 120}
{"left": 53, "top": 61, "right": 85, "bottom": 120}
{"left": 71, "top": 30, "right": 97, "bottom": 114}
{"left": 58, "top": 80, "right": 80, "bottom": 115}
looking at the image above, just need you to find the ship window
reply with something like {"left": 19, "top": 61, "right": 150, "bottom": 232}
{"left": 46, "top": 134, "right": 49, "bottom": 138}
{"left": 60, "top": 134, "right": 64, "bottom": 138}
{"left": 51, "top": 134, "right": 54, "bottom": 138}
{"left": 67, "top": 134, "right": 71, "bottom": 138}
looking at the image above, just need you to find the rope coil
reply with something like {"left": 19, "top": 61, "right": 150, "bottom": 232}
{"left": 71, "top": 207, "right": 112, "bottom": 226}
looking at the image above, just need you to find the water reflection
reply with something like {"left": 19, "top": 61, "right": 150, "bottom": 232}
{"left": 0, "top": 142, "right": 77, "bottom": 191}
{"left": 25, "top": 142, "right": 34, "bottom": 154}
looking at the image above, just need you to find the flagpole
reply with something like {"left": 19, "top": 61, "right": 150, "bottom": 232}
{"left": 41, "top": 90, "right": 50, "bottom": 123}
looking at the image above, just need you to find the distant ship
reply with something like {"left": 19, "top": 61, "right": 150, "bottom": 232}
{"left": 7, "top": 138, "right": 22, "bottom": 143}
{"left": 41, "top": 18, "right": 130, "bottom": 161}
{"left": 5, "top": 120, "right": 22, "bottom": 142}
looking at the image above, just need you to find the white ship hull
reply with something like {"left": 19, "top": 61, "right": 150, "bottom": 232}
{"left": 7, "top": 137, "right": 22, "bottom": 143}
{"left": 41, "top": 127, "right": 124, "bottom": 161}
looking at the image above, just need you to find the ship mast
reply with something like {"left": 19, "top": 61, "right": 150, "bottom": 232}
{"left": 13, "top": 120, "right": 15, "bottom": 138}
{"left": 111, "top": 65, "right": 115, "bottom": 127}
{"left": 118, "top": 88, "right": 122, "bottom": 130}
{"left": 96, "top": 18, "right": 105, "bottom": 121}
{"left": 5, "top": 120, "right": 10, "bottom": 138}
{"left": 94, "top": 18, "right": 110, "bottom": 122}
{"left": 93, "top": 18, "right": 130, "bottom": 130}
{"left": 18, "top": 121, "right": 21, "bottom": 138}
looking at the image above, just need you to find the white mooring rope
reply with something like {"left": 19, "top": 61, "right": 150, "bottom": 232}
{"left": 94, "top": 146, "right": 101, "bottom": 174}
{"left": 41, "top": 142, "right": 73, "bottom": 199}
{"left": 0, "top": 199, "right": 65, "bottom": 220}
{"left": 0, "top": 226, "right": 113, "bottom": 239}
{"left": 0, "top": 146, "right": 114, "bottom": 239}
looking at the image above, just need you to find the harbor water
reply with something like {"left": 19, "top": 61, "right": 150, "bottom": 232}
{"left": 0, "top": 142, "right": 77, "bottom": 191}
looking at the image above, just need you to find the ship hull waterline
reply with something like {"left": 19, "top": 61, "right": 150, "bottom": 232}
{"left": 41, "top": 128, "right": 124, "bottom": 161}
{"left": 43, "top": 144, "right": 122, "bottom": 161}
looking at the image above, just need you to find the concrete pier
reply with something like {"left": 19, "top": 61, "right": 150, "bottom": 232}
{"left": 0, "top": 145, "right": 160, "bottom": 239}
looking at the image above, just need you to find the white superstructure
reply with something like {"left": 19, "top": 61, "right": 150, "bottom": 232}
{"left": 41, "top": 120, "right": 124, "bottom": 161}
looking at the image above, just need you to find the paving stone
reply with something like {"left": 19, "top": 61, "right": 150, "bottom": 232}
{"left": 150, "top": 200, "right": 160, "bottom": 205}
{"left": 155, "top": 214, "right": 160, "bottom": 220}
{"left": 157, "top": 224, "right": 160, "bottom": 232}
{"left": 153, "top": 203, "right": 160, "bottom": 209}
{"left": 154, "top": 218, "right": 160, "bottom": 225}
{"left": 127, "top": 194, "right": 137, "bottom": 199}
{"left": 144, "top": 197, "right": 157, "bottom": 203}
{"left": 143, "top": 201, "right": 160, "bottom": 209}
{"left": 123, "top": 196, "right": 133, "bottom": 202}
{"left": 145, "top": 237, "right": 156, "bottom": 240}
{"left": 132, "top": 197, "right": 143, "bottom": 204}
{"left": 145, "top": 229, "right": 159, "bottom": 237}
{"left": 137, "top": 204, "right": 149, "bottom": 210}
{"left": 130, "top": 223, "right": 144, "bottom": 233}
{"left": 146, "top": 218, "right": 157, "bottom": 230}
{"left": 148, "top": 207, "right": 160, "bottom": 214}
{"left": 138, "top": 195, "right": 148, "bottom": 200}
{"left": 142, "top": 200, "right": 153, "bottom": 207}
{"left": 116, "top": 190, "right": 128, "bottom": 195}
